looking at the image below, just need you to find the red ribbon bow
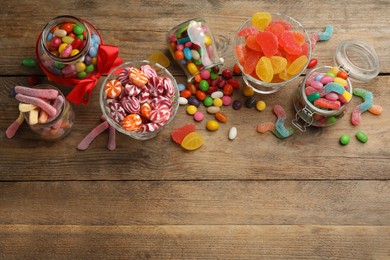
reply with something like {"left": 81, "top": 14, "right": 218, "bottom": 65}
{"left": 67, "top": 45, "right": 123, "bottom": 104}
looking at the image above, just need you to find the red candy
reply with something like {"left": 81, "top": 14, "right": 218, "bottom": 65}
{"left": 256, "top": 31, "right": 278, "bottom": 57}
{"left": 307, "top": 58, "right": 318, "bottom": 69}
{"left": 171, "top": 123, "right": 196, "bottom": 144}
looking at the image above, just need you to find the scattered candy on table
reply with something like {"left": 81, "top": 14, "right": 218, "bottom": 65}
{"left": 339, "top": 134, "right": 350, "bottom": 145}
{"left": 355, "top": 131, "right": 368, "bottom": 143}
{"left": 351, "top": 88, "right": 382, "bottom": 126}
{"left": 77, "top": 116, "right": 116, "bottom": 151}
{"left": 228, "top": 126, "right": 238, "bottom": 140}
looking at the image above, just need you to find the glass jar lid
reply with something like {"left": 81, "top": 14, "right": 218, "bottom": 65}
{"left": 334, "top": 40, "right": 380, "bottom": 82}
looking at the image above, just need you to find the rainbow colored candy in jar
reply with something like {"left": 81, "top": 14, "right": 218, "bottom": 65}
{"left": 167, "top": 18, "right": 224, "bottom": 83}
{"left": 37, "top": 15, "right": 101, "bottom": 80}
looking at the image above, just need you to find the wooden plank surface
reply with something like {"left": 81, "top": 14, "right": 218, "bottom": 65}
{"left": 0, "top": 0, "right": 389, "bottom": 258}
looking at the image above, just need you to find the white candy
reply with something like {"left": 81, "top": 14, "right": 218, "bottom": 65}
{"left": 206, "top": 106, "right": 220, "bottom": 114}
{"left": 211, "top": 91, "right": 224, "bottom": 99}
{"left": 179, "top": 97, "right": 188, "bottom": 105}
{"left": 228, "top": 126, "right": 237, "bottom": 140}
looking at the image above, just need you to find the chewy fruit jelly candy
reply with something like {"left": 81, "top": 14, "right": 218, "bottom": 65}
{"left": 351, "top": 88, "right": 374, "bottom": 126}
{"left": 236, "top": 11, "right": 310, "bottom": 83}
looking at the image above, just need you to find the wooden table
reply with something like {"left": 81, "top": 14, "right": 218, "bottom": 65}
{"left": 1, "top": 0, "right": 389, "bottom": 258}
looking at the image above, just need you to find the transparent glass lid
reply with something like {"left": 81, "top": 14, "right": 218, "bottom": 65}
{"left": 334, "top": 40, "right": 380, "bottom": 82}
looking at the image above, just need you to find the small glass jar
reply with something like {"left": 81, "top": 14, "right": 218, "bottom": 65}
{"left": 24, "top": 85, "right": 75, "bottom": 140}
{"left": 292, "top": 40, "right": 380, "bottom": 131}
{"left": 233, "top": 12, "right": 312, "bottom": 94}
{"left": 36, "top": 15, "right": 102, "bottom": 82}
{"left": 167, "top": 18, "right": 224, "bottom": 83}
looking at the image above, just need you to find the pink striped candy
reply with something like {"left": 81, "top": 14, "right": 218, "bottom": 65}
{"left": 140, "top": 64, "right": 158, "bottom": 79}
{"left": 163, "top": 77, "right": 175, "bottom": 97}
{"left": 149, "top": 109, "right": 171, "bottom": 124}
{"left": 109, "top": 103, "right": 126, "bottom": 123}
{"left": 121, "top": 96, "right": 140, "bottom": 114}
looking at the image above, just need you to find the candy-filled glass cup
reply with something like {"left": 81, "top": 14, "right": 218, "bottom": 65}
{"left": 100, "top": 60, "right": 179, "bottom": 140}
{"left": 167, "top": 18, "right": 224, "bottom": 83}
{"left": 233, "top": 12, "right": 312, "bottom": 94}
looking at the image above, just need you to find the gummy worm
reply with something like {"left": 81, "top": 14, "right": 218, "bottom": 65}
{"left": 77, "top": 121, "right": 109, "bottom": 151}
{"left": 5, "top": 112, "right": 24, "bottom": 138}
{"left": 368, "top": 104, "right": 383, "bottom": 115}
{"left": 14, "top": 86, "right": 59, "bottom": 100}
{"left": 324, "top": 82, "right": 352, "bottom": 102}
{"left": 15, "top": 93, "right": 57, "bottom": 117}
{"left": 351, "top": 88, "right": 374, "bottom": 126}
{"left": 256, "top": 121, "right": 275, "bottom": 134}
{"left": 310, "top": 25, "right": 334, "bottom": 49}
{"left": 273, "top": 105, "right": 294, "bottom": 138}
{"left": 108, "top": 124, "right": 116, "bottom": 151}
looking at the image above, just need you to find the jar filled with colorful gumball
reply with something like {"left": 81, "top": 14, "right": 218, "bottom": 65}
{"left": 167, "top": 18, "right": 224, "bottom": 83}
{"left": 16, "top": 84, "right": 75, "bottom": 140}
{"left": 292, "top": 40, "right": 380, "bottom": 131}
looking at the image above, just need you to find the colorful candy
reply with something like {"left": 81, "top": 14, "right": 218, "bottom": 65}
{"left": 228, "top": 126, "right": 238, "bottom": 140}
{"left": 356, "top": 131, "right": 368, "bottom": 143}
{"left": 206, "top": 120, "right": 219, "bottom": 131}
{"left": 339, "top": 134, "right": 350, "bottom": 145}
{"left": 181, "top": 132, "right": 204, "bottom": 150}
{"left": 171, "top": 123, "right": 196, "bottom": 144}
{"left": 351, "top": 88, "right": 374, "bottom": 126}
{"left": 256, "top": 121, "right": 275, "bottom": 134}
{"left": 273, "top": 104, "right": 294, "bottom": 138}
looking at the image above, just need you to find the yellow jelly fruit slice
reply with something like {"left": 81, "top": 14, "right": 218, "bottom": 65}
{"left": 255, "top": 56, "right": 274, "bottom": 83}
{"left": 287, "top": 55, "right": 308, "bottom": 75}
{"left": 147, "top": 51, "right": 171, "bottom": 68}
{"left": 181, "top": 132, "right": 204, "bottom": 151}
{"left": 279, "top": 69, "right": 292, "bottom": 81}
{"left": 270, "top": 56, "right": 287, "bottom": 74}
{"left": 251, "top": 12, "right": 272, "bottom": 31}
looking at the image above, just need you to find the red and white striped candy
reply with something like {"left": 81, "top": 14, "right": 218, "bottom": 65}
{"left": 138, "top": 86, "right": 151, "bottom": 104}
{"left": 141, "top": 103, "right": 152, "bottom": 119}
{"left": 139, "top": 122, "right": 161, "bottom": 133}
{"left": 147, "top": 76, "right": 163, "bottom": 97}
{"left": 104, "top": 79, "right": 123, "bottom": 99}
{"left": 140, "top": 64, "right": 158, "bottom": 79}
{"left": 106, "top": 98, "right": 118, "bottom": 106}
{"left": 117, "top": 67, "right": 131, "bottom": 86}
{"left": 121, "top": 96, "right": 140, "bottom": 114}
{"left": 124, "top": 83, "right": 142, "bottom": 96}
{"left": 149, "top": 109, "right": 171, "bottom": 124}
{"left": 151, "top": 96, "right": 172, "bottom": 110}
{"left": 109, "top": 102, "right": 126, "bottom": 123}
{"left": 163, "top": 77, "right": 175, "bottom": 98}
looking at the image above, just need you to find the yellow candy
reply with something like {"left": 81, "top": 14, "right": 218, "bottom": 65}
{"left": 243, "top": 86, "right": 254, "bottom": 96}
{"left": 186, "top": 105, "right": 197, "bottom": 115}
{"left": 342, "top": 90, "right": 352, "bottom": 102}
{"left": 329, "top": 66, "right": 339, "bottom": 76}
{"left": 255, "top": 56, "right": 273, "bottom": 82}
{"left": 147, "top": 51, "right": 171, "bottom": 68}
{"left": 287, "top": 55, "right": 308, "bottom": 75}
{"left": 256, "top": 100, "right": 266, "bottom": 111}
{"left": 270, "top": 56, "right": 287, "bottom": 74}
{"left": 204, "top": 35, "right": 212, "bottom": 46}
{"left": 213, "top": 97, "right": 223, "bottom": 107}
{"left": 92, "top": 57, "right": 97, "bottom": 66}
{"left": 58, "top": 43, "right": 68, "bottom": 54}
{"left": 252, "top": 12, "right": 272, "bottom": 31}
{"left": 334, "top": 77, "right": 347, "bottom": 87}
{"left": 181, "top": 132, "right": 204, "bottom": 151}
{"left": 75, "top": 62, "right": 86, "bottom": 73}
{"left": 206, "top": 120, "right": 219, "bottom": 131}
{"left": 187, "top": 62, "right": 198, "bottom": 75}
{"left": 70, "top": 49, "right": 80, "bottom": 57}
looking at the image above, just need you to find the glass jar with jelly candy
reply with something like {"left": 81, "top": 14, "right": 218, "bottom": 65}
{"left": 292, "top": 40, "right": 380, "bottom": 131}
{"left": 36, "top": 15, "right": 102, "bottom": 81}
{"left": 23, "top": 85, "right": 75, "bottom": 140}
{"left": 167, "top": 18, "right": 224, "bottom": 83}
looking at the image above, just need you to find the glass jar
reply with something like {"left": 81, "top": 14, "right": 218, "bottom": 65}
{"left": 36, "top": 15, "right": 102, "bottom": 81}
{"left": 24, "top": 85, "right": 75, "bottom": 140}
{"left": 292, "top": 40, "right": 380, "bottom": 131}
{"left": 167, "top": 18, "right": 224, "bottom": 83}
{"left": 233, "top": 12, "right": 312, "bottom": 94}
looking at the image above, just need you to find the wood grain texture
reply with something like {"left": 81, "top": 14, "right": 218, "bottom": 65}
{"left": 1, "top": 225, "right": 389, "bottom": 259}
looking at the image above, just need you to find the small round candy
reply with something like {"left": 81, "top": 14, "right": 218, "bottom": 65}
{"left": 215, "top": 112, "right": 228, "bottom": 123}
{"left": 245, "top": 97, "right": 256, "bottom": 108}
{"left": 199, "top": 80, "right": 209, "bottom": 92}
{"left": 243, "top": 86, "right": 254, "bottom": 96}
{"left": 203, "top": 96, "right": 214, "bottom": 107}
{"left": 307, "top": 58, "right": 318, "bottom": 69}
{"left": 339, "top": 134, "right": 350, "bottom": 145}
{"left": 222, "top": 69, "right": 233, "bottom": 79}
{"left": 356, "top": 131, "right": 368, "bottom": 143}
{"left": 188, "top": 96, "right": 201, "bottom": 107}
{"left": 232, "top": 100, "right": 242, "bottom": 110}
{"left": 186, "top": 105, "right": 197, "bottom": 115}
{"left": 221, "top": 96, "right": 232, "bottom": 106}
{"left": 213, "top": 98, "right": 223, "bottom": 107}
{"left": 256, "top": 100, "right": 266, "bottom": 111}
{"left": 193, "top": 111, "right": 204, "bottom": 122}
{"left": 206, "top": 120, "right": 219, "bottom": 131}
{"left": 228, "top": 126, "right": 237, "bottom": 140}
{"left": 200, "top": 69, "right": 211, "bottom": 79}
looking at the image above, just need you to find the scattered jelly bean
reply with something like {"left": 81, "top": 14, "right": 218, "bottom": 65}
{"left": 22, "top": 58, "right": 38, "bottom": 67}
{"left": 211, "top": 91, "right": 224, "bottom": 99}
{"left": 222, "top": 95, "right": 232, "bottom": 106}
{"left": 245, "top": 96, "right": 256, "bottom": 108}
{"left": 232, "top": 100, "right": 242, "bottom": 110}
{"left": 193, "top": 111, "right": 204, "bottom": 122}
{"left": 339, "top": 134, "right": 350, "bottom": 145}
{"left": 307, "top": 58, "right": 318, "bottom": 69}
{"left": 199, "top": 80, "right": 209, "bottom": 92}
{"left": 207, "top": 106, "right": 220, "bottom": 114}
{"left": 213, "top": 97, "right": 223, "bottom": 107}
{"left": 178, "top": 83, "right": 186, "bottom": 91}
{"left": 203, "top": 96, "right": 214, "bottom": 107}
{"left": 196, "top": 90, "right": 206, "bottom": 101}
{"left": 228, "top": 126, "right": 238, "bottom": 140}
{"left": 256, "top": 100, "right": 266, "bottom": 111}
{"left": 215, "top": 112, "right": 228, "bottom": 123}
{"left": 180, "top": 89, "right": 192, "bottom": 98}
{"left": 186, "top": 105, "right": 197, "bottom": 115}
{"left": 206, "top": 120, "right": 219, "bottom": 131}
{"left": 179, "top": 97, "right": 188, "bottom": 105}
{"left": 187, "top": 96, "right": 200, "bottom": 107}
{"left": 222, "top": 69, "right": 233, "bottom": 79}
{"left": 355, "top": 131, "right": 368, "bottom": 143}
{"left": 243, "top": 86, "right": 255, "bottom": 96}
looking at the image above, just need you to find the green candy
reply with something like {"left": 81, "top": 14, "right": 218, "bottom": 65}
{"left": 203, "top": 96, "right": 213, "bottom": 107}
{"left": 85, "top": 64, "right": 94, "bottom": 73}
{"left": 210, "top": 71, "right": 218, "bottom": 80}
{"left": 356, "top": 131, "right": 368, "bottom": 143}
{"left": 54, "top": 62, "right": 65, "bottom": 69}
{"left": 199, "top": 80, "right": 209, "bottom": 92}
{"left": 339, "top": 134, "right": 350, "bottom": 145}
{"left": 307, "top": 92, "right": 320, "bottom": 102}
{"left": 73, "top": 25, "right": 84, "bottom": 35}
{"left": 77, "top": 71, "right": 87, "bottom": 79}
{"left": 22, "top": 58, "right": 37, "bottom": 67}
{"left": 77, "top": 34, "right": 84, "bottom": 41}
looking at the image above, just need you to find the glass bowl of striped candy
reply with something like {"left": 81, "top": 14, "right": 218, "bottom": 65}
{"left": 100, "top": 60, "right": 179, "bottom": 140}
{"left": 233, "top": 12, "right": 312, "bottom": 94}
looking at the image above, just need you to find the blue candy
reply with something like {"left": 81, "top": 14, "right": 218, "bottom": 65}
{"left": 318, "top": 25, "right": 334, "bottom": 41}
{"left": 324, "top": 82, "right": 345, "bottom": 94}
{"left": 177, "top": 83, "right": 186, "bottom": 92}
{"left": 183, "top": 47, "right": 192, "bottom": 60}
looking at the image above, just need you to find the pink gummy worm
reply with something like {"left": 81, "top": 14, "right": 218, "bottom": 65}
{"left": 273, "top": 105, "right": 286, "bottom": 119}
{"left": 77, "top": 121, "right": 109, "bottom": 151}
{"left": 107, "top": 125, "right": 116, "bottom": 151}
{"left": 351, "top": 106, "right": 362, "bottom": 126}
{"left": 47, "top": 95, "right": 65, "bottom": 122}
{"left": 5, "top": 112, "right": 24, "bottom": 138}
{"left": 14, "top": 86, "right": 58, "bottom": 100}
{"left": 15, "top": 94, "right": 57, "bottom": 117}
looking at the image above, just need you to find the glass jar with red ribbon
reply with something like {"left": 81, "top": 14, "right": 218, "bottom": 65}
{"left": 36, "top": 15, "right": 122, "bottom": 104}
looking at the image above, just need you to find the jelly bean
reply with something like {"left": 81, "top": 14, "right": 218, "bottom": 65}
{"left": 178, "top": 83, "right": 186, "bottom": 92}
{"left": 89, "top": 46, "right": 98, "bottom": 57}
{"left": 61, "top": 44, "right": 73, "bottom": 58}
{"left": 243, "top": 86, "right": 255, "bottom": 96}
{"left": 211, "top": 91, "right": 223, "bottom": 99}
{"left": 200, "top": 69, "right": 210, "bottom": 80}
{"left": 54, "top": 29, "right": 67, "bottom": 38}
{"left": 174, "top": 50, "right": 184, "bottom": 60}
{"left": 73, "top": 25, "right": 84, "bottom": 35}
{"left": 307, "top": 58, "right": 318, "bottom": 69}
{"left": 215, "top": 111, "right": 228, "bottom": 123}
{"left": 181, "top": 132, "right": 204, "bottom": 151}
{"left": 223, "top": 84, "right": 233, "bottom": 95}
{"left": 22, "top": 58, "right": 38, "bottom": 67}
{"left": 196, "top": 90, "right": 206, "bottom": 101}
{"left": 228, "top": 126, "right": 238, "bottom": 140}
{"left": 203, "top": 96, "right": 214, "bottom": 107}
{"left": 233, "top": 64, "right": 242, "bottom": 74}
{"left": 187, "top": 62, "right": 198, "bottom": 75}
{"left": 307, "top": 92, "right": 320, "bottom": 102}
{"left": 232, "top": 100, "right": 242, "bottom": 110}
{"left": 70, "top": 49, "right": 80, "bottom": 56}
{"left": 252, "top": 12, "right": 272, "bottom": 30}
{"left": 324, "top": 82, "right": 345, "bottom": 94}
{"left": 85, "top": 64, "right": 94, "bottom": 73}
{"left": 75, "top": 62, "right": 86, "bottom": 72}
{"left": 193, "top": 111, "right": 204, "bottom": 122}
{"left": 199, "top": 80, "right": 209, "bottom": 92}
{"left": 256, "top": 100, "right": 266, "bottom": 111}
{"left": 310, "top": 80, "right": 323, "bottom": 90}
{"left": 213, "top": 97, "right": 223, "bottom": 107}
{"left": 186, "top": 105, "right": 197, "bottom": 115}
{"left": 222, "top": 95, "right": 232, "bottom": 106}
{"left": 245, "top": 96, "right": 256, "bottom": 108}
{"left": 62, "top": 36, "right": 74, "bottom": 44}
{"left": 228, "top": 79, "right": 240, "bottom": 89}
{"left": 337, "top": 70, "right": 348, "bottom": 80}
{"left": 206, "top": 120, "right": 219, "bottom": 131}
{"left": 355, "top": 131, "right": 368, "bottom": 143}
{"left": 256, "top": 121, "right": 275, "bottom": 134}
{"left": 325, "top": 92, "right": 339, "bottom": 101}
{"left": 222, "top": 69, "right": 233, "bottom": 79}
{"left": 339, "top": 134, "right": 350, "bottom": 145}
{"left": 188, "top": 96, "right": 201, "bottom": 107}
{"left": 179, "top": 97, "right": 188, "bottom": 105}
{"left": 191, "top": 50, "right": 200, "bottom": 60}
{"left": 207, "top": 106, "right": 220, "bottom": 114}
{"left": 51, "top": 37, "right": 62, "bottom": 48}
{"left": 61, "top": 23, "right": 73, "bottom": 33}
